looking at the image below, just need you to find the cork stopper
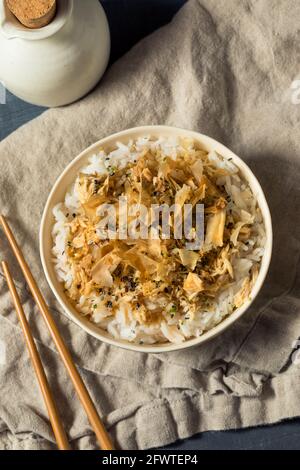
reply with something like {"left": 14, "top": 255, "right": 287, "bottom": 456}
{"left": 5, "top": 0, "right": 57, "bottom": 29}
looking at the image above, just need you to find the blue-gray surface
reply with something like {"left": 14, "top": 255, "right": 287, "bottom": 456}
{"left": 0, "top": 0, "right": 299, "bottom": 450}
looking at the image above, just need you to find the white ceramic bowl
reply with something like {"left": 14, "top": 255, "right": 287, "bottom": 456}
{"left": 40, "top": 126, "right": 273, "bottom": 353}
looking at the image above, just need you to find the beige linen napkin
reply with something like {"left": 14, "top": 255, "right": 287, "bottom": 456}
{"left": 0, "top": 0, "right": 300, "bottom": 450}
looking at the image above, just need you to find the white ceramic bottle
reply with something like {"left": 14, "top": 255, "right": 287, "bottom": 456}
{"left": 0, "top": 0, "right": 110, "bottom": 107}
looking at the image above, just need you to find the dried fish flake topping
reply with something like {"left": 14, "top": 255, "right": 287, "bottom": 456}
{"left": 52, "top": 136, "right": 265, "bottom": 344}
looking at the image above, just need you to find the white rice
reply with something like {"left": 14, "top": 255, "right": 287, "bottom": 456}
{"left": 51, "top": 136, "right": 266, "bottom": 345}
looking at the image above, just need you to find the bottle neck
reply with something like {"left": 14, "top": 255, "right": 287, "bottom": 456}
{"left": 0, "top": 0, "right": 73, "bottom": 40}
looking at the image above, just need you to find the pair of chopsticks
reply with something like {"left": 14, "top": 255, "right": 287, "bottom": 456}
{"left": 0, "top": 215, "right": 114, "bottom": 451}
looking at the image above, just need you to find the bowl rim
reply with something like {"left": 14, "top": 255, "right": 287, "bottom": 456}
{"left": 40, "top": 125, "right": 273, "bottom": 353}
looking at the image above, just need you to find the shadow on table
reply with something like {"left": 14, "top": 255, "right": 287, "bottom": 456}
{"left": 102, "top": 0, "right": 187, "bottom": 64}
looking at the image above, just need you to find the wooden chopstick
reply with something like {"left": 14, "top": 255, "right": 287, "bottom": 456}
{"left": 1, "top": 261, "right": 70, "bottom": 451}
{"left": 0, "top": 215, "right": 114, "bottom": 451}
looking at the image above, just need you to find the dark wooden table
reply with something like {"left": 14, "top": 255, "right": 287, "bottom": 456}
{"left": 1, "top": 0, "right": 299, "bottom": 450}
